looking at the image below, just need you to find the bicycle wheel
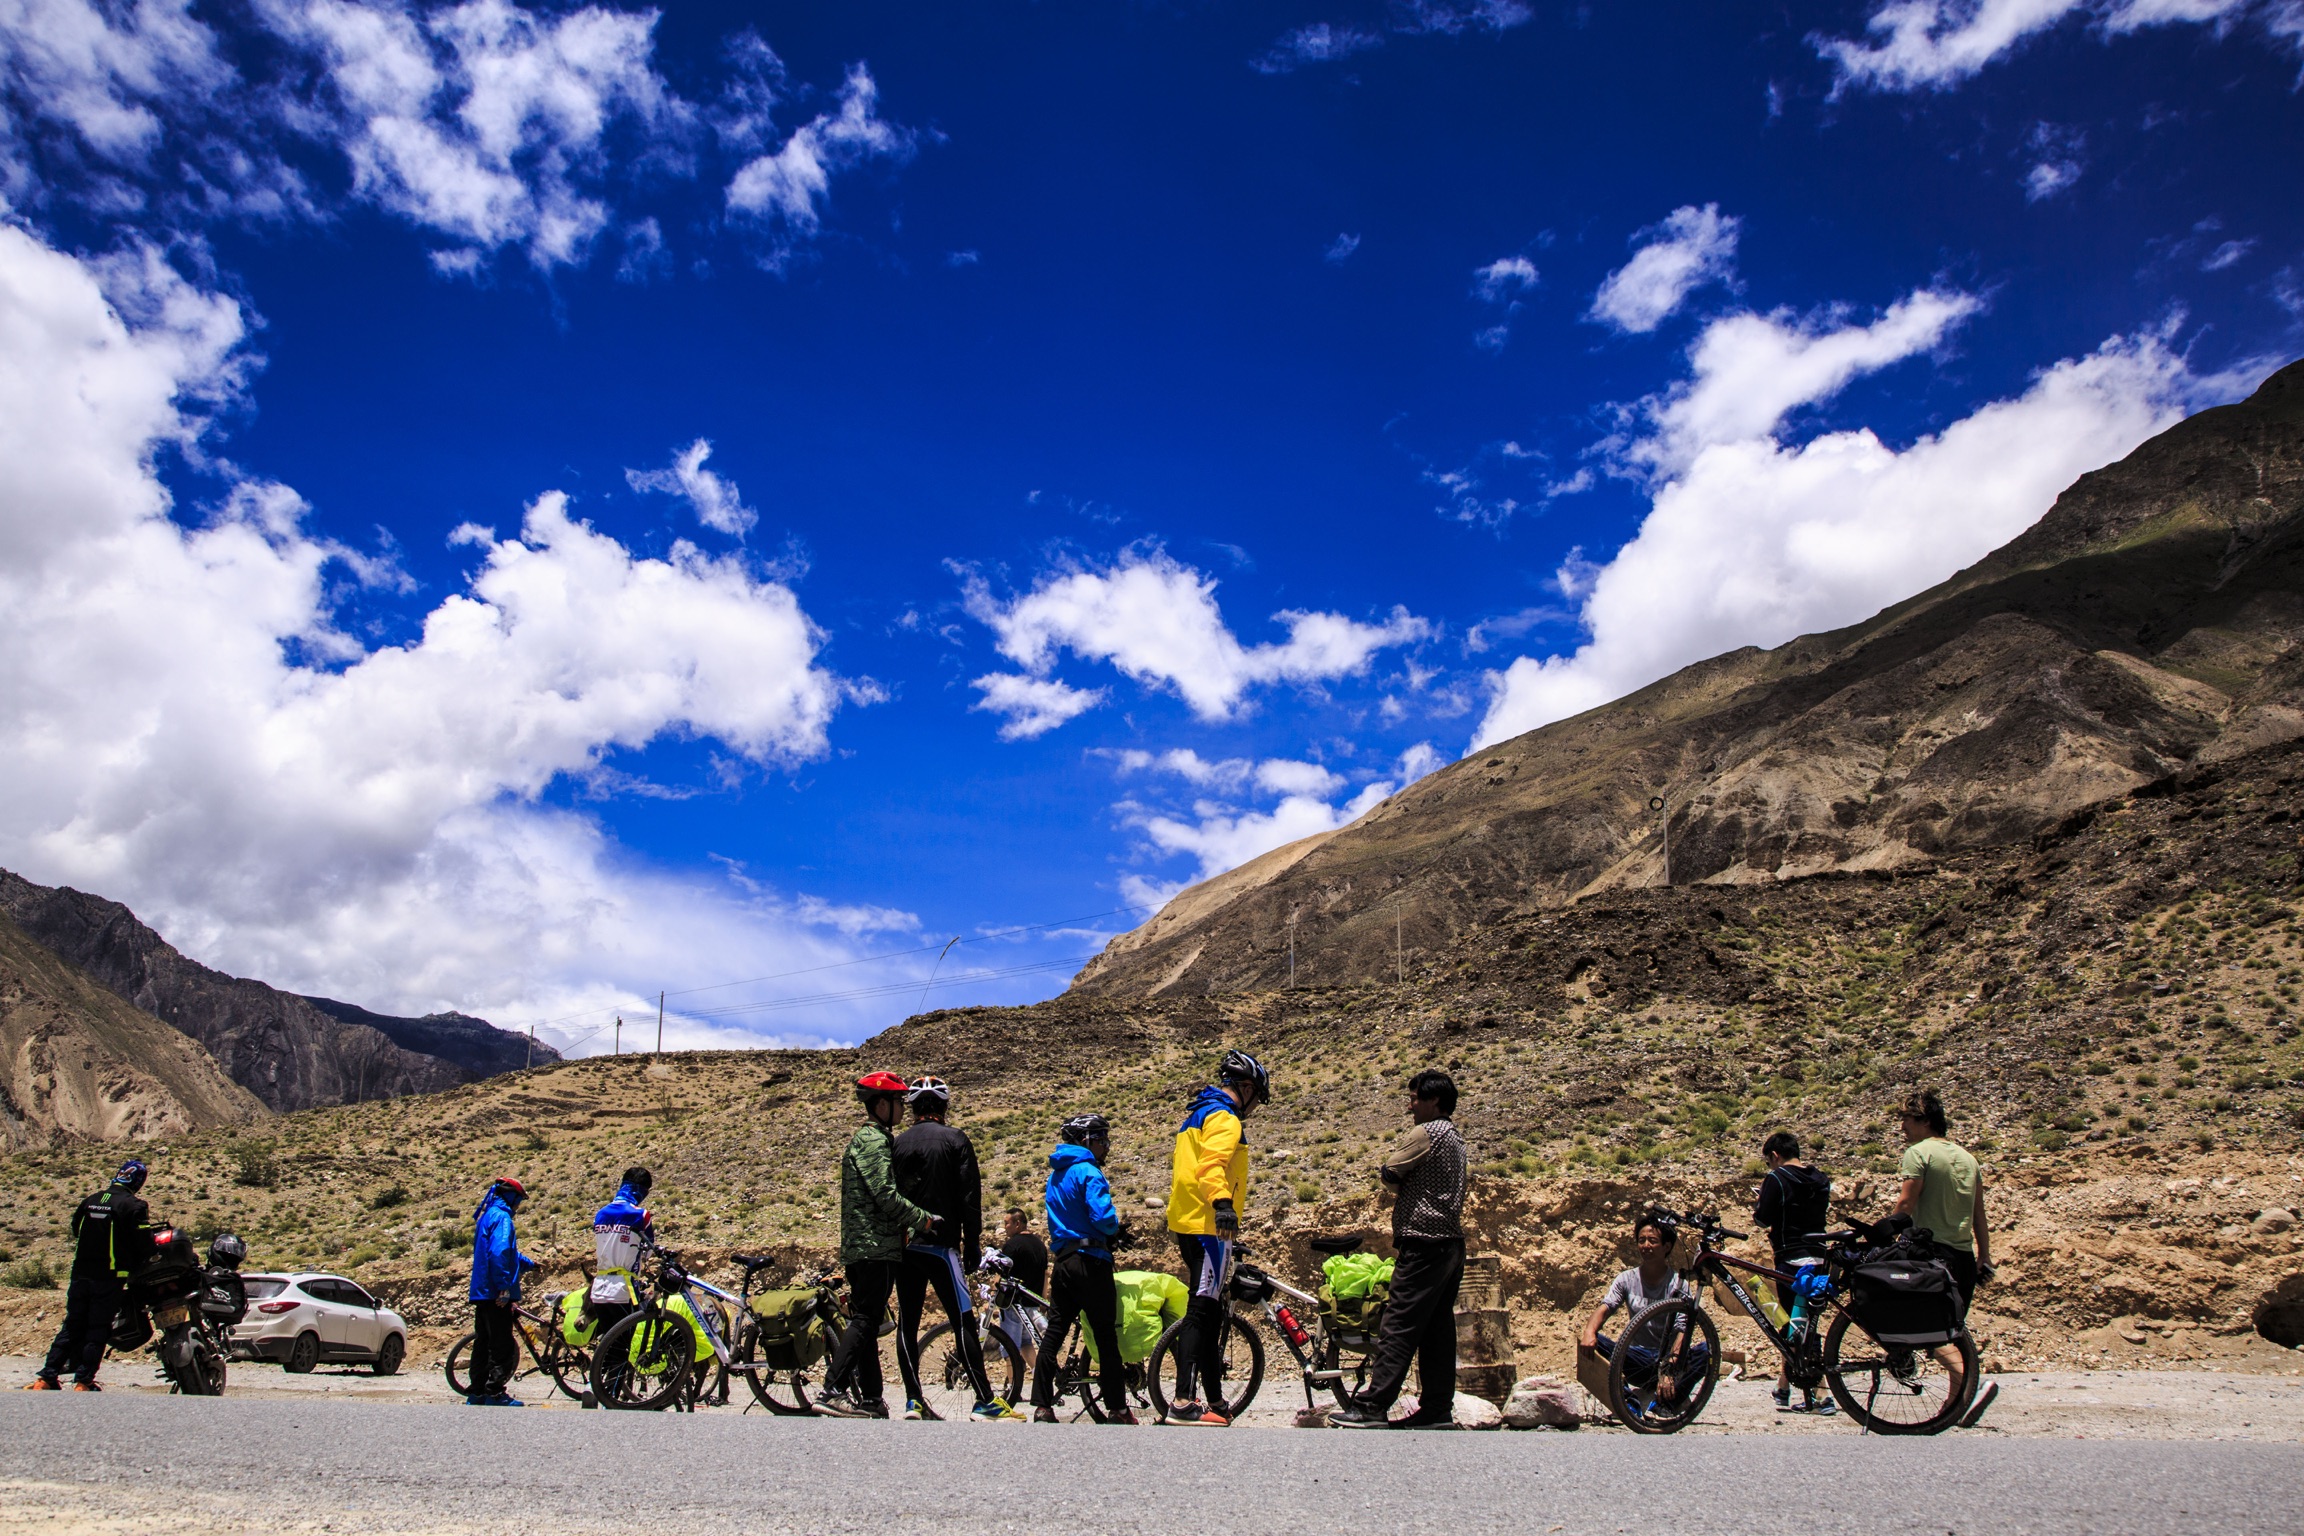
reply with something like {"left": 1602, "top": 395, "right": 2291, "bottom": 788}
{"left": 1606, "top": 1299, "right": 1720, "bottom": 1434}
{"left": 1144, "top": 1312, "right": 1265, "bottom": 1423}
{"left": 1822, "top": 1311, "right": 1977, "bottom": 1435}
{"left": 912, "top": 1320, "right": 1022, "bottom": 1418}
{"left": 443, "top": 1333, "right": 475, "bottom": 1397}
{"left": 733, "top": 1328, "right": 817, "bottom": 1416}
{"left": 543, "top": 1340, "right": 591, "bottom": 1402}
{"left": 594, "top": 1309, "right": 695, "bottom": 1411}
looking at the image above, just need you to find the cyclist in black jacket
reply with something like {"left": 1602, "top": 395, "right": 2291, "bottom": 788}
{"left": 892, "top": 1076, "right": 1014, "bottom": 1419}
{"left": 1755, "top": 1130, "right": 1834, "bottom": 1414}
{"left": 29, "top": 1160, "right": 152, "bottom": 1390}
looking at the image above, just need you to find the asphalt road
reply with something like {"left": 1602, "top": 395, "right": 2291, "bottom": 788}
{"left": 2, "top": 1395, "right": 2299, "bottom": 1536}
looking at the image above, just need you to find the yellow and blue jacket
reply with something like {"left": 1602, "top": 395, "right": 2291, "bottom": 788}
{"left": 1168, "top": 1086, "right": 1250, "bottom": 1235}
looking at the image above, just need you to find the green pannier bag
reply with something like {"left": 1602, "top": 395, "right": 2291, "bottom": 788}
{"left": 746, "top": 1288, "right": 829, "bottom": 1370}
{"left": 1086, "top": 1270, "right": 1188, "bottom": 1366}
{"left": 1319, "top": 1252, "right": 1394, "bottom": 1347}
{"left": 556, "top": 1291, "right": 598, "bottom": 1349}
{"left": 626, "top": 1293, "right": 712, "bottom": 1375}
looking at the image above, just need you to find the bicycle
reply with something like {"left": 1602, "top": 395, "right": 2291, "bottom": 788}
{"left": 1603, "top": 1210, "right": 1980, "bottom": 1436}
{"left": 923, "top": 1259, "right": 1151, "bottom": 1422}
{"left": 1142, "top": 1236, "right": 1385, "bottom": 1422}
{"left": 442, "top": 1293, "right": 592, "bottom": 1402}
{"left": 592, "top": 1246, "right": 769, "bottom": 1412}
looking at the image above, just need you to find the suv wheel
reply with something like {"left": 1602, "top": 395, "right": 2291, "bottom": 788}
{"left": 285, "top": 1331, "right": 320, "bottom": 1374}
{"left": 371, "top": 1334, "right": 404, "bottom": 1377}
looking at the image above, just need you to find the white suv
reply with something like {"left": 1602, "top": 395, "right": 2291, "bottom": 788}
{"left": 231, "top": 1273, "right": 408, "bottom": 1376}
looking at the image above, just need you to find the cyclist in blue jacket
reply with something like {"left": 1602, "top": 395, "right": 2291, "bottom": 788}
{"left": 467, "top": 1177, "right": 537, "bottom": 1407}
{"left": 1030, "top": 1114, "right": 1134, "bottom": 1424}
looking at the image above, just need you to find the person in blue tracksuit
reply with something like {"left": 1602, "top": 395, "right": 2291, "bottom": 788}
{"left": 1030, "top": 1114, "right": 1133, "bottom": 1423}
{"left": 467, "top": 1177, "right": 536, "bottom": 1406}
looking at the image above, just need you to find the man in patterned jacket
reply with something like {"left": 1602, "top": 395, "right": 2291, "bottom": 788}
{"left": 1331, "top": 1069, "right": 1468, "bottom": 1429}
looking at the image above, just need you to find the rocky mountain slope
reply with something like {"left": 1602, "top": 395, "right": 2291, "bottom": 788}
{"left": 0, "top": 871, "right": 556, "bottom": 1114}
{"left": 0, "top": 912, "right": 264, "bottom": 1147}
{"left": 1077, "top": 357, "right": 2304, "bottom": 998}
{"left": 2, "top": 739, "right": 2299, "bottom": 1373}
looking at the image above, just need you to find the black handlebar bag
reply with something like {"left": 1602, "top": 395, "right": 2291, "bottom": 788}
{"left": 1847, "top": 1257, "right": 1962, "bottom": 1346}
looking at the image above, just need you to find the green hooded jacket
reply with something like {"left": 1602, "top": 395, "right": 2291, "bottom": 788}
{"left": 840, "top": 1120, "right": 933, "bottom": 1265}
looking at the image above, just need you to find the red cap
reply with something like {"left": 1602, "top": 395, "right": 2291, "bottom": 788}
{"left": 494, "top": 1177, "right": 527, "bottom": 1197}
{"left": 856, "top": 1071, "right": 908, "bottom": 1094}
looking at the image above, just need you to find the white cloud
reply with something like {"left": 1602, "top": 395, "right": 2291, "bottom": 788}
{"left": 1252, "top": 22, "right": 1384, "bottom": 73}
{"left": 0, "top": 220, "right": 899, "bottom": 1043}
{"left": 1473, "top": 313, "right": 2251, "bottom": 749}
{"left": 1632, "top": 287, "right": 1983, "bottom": 475}
{"left": 626, "top": 438, "right": 758, "bottom": 536}
{"left": 725, "top": 62, "right": 910, "bottom": 239}
{"left": 0, "top": 0, "right": 232, "bottom": 165}
{"left": 1472, "top": 255, "right": 1538, "bottom": 302}
{"left": 969, "top": 673, "right": 1106, "bottom": 740}
{"left": 2025, "top": 157, "right": 2082, "bottom": 200}
{"left": 1589, "top": 204, "right": 1740, "bottom": 334}
{"left": 1119, "top": 740, "right": 1440, "bottom": 890}
{"left": 2202, "top": 238, "right": 2254, "bottom": 271}
{"left": 1815, "top": 0, "right": 2270, "bottom": 94}
{"left": 258, "top": 0, "right": 683, "bottom": 269}
{"left": 1324, "top": 232, "right": 1361, "bottom": 264}
{"left": 962, "top": 548, "right": 1431, "bottom": 725}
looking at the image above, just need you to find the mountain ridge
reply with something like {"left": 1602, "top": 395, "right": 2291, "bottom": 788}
{"left": 1075, "top": 357, "right": 2304, "bottom": 999}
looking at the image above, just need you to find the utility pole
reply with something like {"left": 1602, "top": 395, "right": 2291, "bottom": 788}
{"left": 1287, "top": 912, "right": 1299, "bottom": 990}
{"left": 1649, "top": 795, "right": 1671, "bottom": 887}
{"left": 525, "top": 1026, "right": 534, "bottom": 1070}
{"left": 614, "top": 1015, "right": 622, "bottom": 1055}
{"left": 656, "top": 990, "right": 665, "bottom": 1054}
{"left": 1396, "top": 910, "right": 1405, "bottom": 987}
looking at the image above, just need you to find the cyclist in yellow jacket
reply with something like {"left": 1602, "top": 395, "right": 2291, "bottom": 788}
{"left": 1163, "top": 1049, "right": 1268, "bottom": 1426}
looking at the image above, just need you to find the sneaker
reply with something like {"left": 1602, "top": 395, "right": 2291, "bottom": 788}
{"left": 970, "top": 1399, "right": 1025, "bottom": 1421}
{"left": 1166, "top": 1400, "right": 1230, "bottom": 1427}
{"left": 1771, "top": 1385, "right": 1793, "bottom": 1410}
{"left": 489, "top": 1393, "right": 525, "bottom": 1407}
{"left": 1392, "top": 1406, "right": 1456, "bottom": 1430}
{"left": 902, "top": 1398, "right": 941, "bottom": 1421}
{"left": 465, "top": 1394, "right": 486, "bottom": 1406}
{"left": 70, "top": 1382, "right": 101, "bottom": 1392}
{"left": 23, "top": 1378, "right": 60, "bottom": 1391}
{"left": 1106, "top": 1409, "right": 1140, "bottom": 1425}
{"left": 857, "top": 1397, "right": 891, "bottom": 1419}
{"left": 1805, "top": 1393, "right": 1837, "bottom": 1417}
{"left": 1031, "top": 1406, "right": 1059, "bottom": 1423}
{"left": 1329, "top": 1402, "right": 1390, "bottom": 1429}
{"left": 813, "top": 1389, "right": 871, "bottom": 1419}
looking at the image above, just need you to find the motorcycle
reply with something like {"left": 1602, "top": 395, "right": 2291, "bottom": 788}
{"left": 111, "top": 1227, "right": 245, "bottom": 1395}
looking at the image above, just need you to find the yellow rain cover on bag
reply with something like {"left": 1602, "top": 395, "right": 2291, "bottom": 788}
{"left": 1085, "top": 1270, "right": 1188, "bottom": 1366}
{"left": 557, "top": 1291, "right": 598, "bottom": 1349}
{"left": 626, "top": 1293, "right": 708, "bottom": 1375}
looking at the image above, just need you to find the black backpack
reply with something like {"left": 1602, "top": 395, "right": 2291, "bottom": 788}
{"left": 1846, "top": 1254, "right": 1963, "bottom": 1346}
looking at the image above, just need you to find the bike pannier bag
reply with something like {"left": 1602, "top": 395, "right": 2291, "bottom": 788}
{"left": 746, "top": 1288, "right": 828, "bottom": 1370}
{"left": 1089, "top": 1270, "right": 1188, "bottom": 1366}
{"left": 1319, "top": 1253, "right": 1395, "bottom": 1348}
{"left": 109, "top": 1301, "right": 154, "bottom": 1353}
{"left": 556, "top": 1291, "right": 598, "bottom": 1349}
{"left": 1847, "top": 1257, "right": 1962, "bottom": 1346}
{"left": 133, "top": 1227, "right": 200, "bottom": 1288}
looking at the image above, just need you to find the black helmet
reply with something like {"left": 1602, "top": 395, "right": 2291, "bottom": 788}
{"left": 1218, "top": 1049, "right": 1271, "bottom": 1104}
{"left": 1058, "top": 1113, "right": 1110, "bottom": 1145}
{"left": 208, "top": 1233, "right": 247, "bottom": 1269}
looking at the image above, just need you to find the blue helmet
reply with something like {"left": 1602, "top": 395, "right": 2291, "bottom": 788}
{"left": 113, "top": 1159, "right": 148, "bottom": 1192}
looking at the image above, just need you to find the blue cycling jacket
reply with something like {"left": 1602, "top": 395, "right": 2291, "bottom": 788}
{"left": 1043, "top": 1141, "right": 1120, "bottom": 1259}
{"left": 469, "top": 1189, "right": 527, "bottom": 1303}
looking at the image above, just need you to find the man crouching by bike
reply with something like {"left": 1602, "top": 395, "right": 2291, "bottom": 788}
{"left": 1580, "top": 1209, "right": 1706, "bottom": 1402}
{"left": 1031, "top": 1114, "right": 1134, "bottom": 1424}
{"left": 817, "top": 1072, "right": 940, "bottom": 1420}
{"left": 1165, "top": 1048, "right": 1268, "bottom": 1427}
{"left": 1331, "top": 1070, "right": 1467, "bottom": 1429}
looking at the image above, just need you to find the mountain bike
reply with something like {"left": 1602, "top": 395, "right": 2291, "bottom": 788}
{"left": 593, "top": 1247, "right": 768, "bottom": 1411}
{"left": 1604, "top": 1210, "right": 1980, "bottom": 1436}
{"left": 924, "top": 1257, "right": 1149, "bottom": 1422}
{"left": 443, "top": 1293, "right": 592, "bottom": 1402}
{"left": 1142, "top": 1237, "right": 1384, "bottom": 1421}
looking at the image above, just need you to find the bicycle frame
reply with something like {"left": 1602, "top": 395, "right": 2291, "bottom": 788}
{"left": 1229, "top": 1249, "right": 1359, "bottom": 1409}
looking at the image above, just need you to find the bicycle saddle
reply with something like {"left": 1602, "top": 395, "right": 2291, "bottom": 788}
{"left": 1307, "top": 1235, "right": 1363, "bottom": 1256}
{"left": 730, "top": 1252, "right": 776, "bottom": 1270}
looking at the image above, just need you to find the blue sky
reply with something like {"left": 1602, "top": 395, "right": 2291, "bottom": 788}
{"left": 1, "top": 0, "right": 2299, "bottom": 1052}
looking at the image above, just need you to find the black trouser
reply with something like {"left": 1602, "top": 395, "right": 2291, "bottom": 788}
{"left": 826, "top": 1258, "right": 900, "bottom": 1404}
{"left": 469, "top": 1300, "right": 517, "bottom": 1396}
{"left": 1173, "top": 1234, "right": 1230, "bottom": 1408}
{"left": 897, "top": 1244, "right": 992, "bottom": 1406}
{"left": 41, "top": 1277, "right": 121, "bottom": 1385}
{"left": 1031, "top": 1249, "right": 1125, "bottom": 1414}
{"left": 585, "top": 1299, "right": 632, "bottom": 1400}
{"left": 1356, "top": 1236, "right": 1464, "bottom": 1414}
{"left": 1933, "top": 1243, "right": 1979, "bottom": 1319}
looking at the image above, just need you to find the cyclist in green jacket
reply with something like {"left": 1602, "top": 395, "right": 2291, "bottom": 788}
{"left": 817, "top": 1071, "right": 938, "bottom": 1419}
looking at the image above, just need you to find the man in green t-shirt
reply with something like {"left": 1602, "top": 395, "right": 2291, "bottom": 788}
{"left": 1888, "top": 1089, "right": 1995, "bottom": 1412}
